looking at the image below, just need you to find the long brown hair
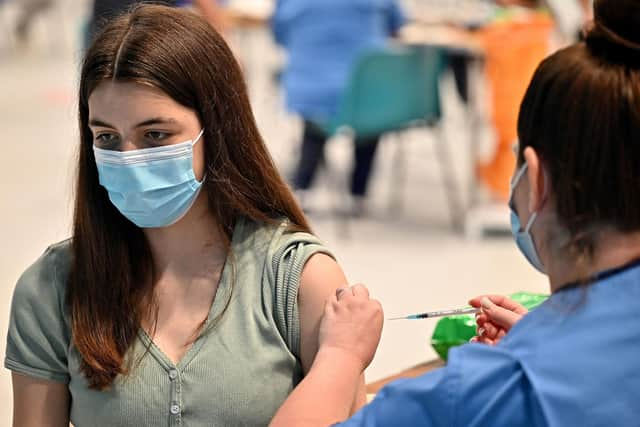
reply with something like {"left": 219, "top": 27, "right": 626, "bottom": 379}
{"left": 516, "top": 0, "right": 640, "bottom": 259}
{"left": 71, "top": 4, "right": 310, "bottom": 390}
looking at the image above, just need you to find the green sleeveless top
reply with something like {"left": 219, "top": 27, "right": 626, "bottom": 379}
{"left": 5, "top": 218, "right": 332, "bottom": 426}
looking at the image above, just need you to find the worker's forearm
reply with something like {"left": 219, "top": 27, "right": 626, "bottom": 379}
{"left": 192, "top": 0, "right": 216, "bottom": 17}
{"left": 270, "top": 348, "right": 363, "bottom": 427}
{"left": 192, "top": 0, "right": 226, "bottom": 29}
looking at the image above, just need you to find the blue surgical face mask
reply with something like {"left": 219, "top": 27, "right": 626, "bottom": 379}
{"left": 93, "top": 129, "right": 205, "bottom": 228}
{"left": 509, "top": 163, "right": 546, "bottom": 274}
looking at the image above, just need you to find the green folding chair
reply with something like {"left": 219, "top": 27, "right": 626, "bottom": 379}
{"left": 324, "top": 45, "right": 463, "bottom": 231}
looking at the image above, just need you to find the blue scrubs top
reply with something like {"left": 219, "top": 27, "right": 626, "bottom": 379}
{"left": 339, "top": 261, "right": 640, "bottom": 426}
{"left": 271, "top": 0, "right": 406, "bottom": 122}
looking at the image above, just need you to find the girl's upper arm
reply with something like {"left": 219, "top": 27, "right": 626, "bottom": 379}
{"left": 6, "top": 245, "right": 72, "bottom": 426}
{"left": 297, "top": 253, "right": 367, "bottom": 413}
{"left": 12, "top": 372, "right": 70, "bottom": 427}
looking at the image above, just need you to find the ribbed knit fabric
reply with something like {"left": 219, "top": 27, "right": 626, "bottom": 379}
{"left": 5, "top": 217, "right": 332, "bottom": 426}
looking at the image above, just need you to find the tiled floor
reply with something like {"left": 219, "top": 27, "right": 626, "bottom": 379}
{"left": 0, "top": 10, "right": 548, "bottom": 424}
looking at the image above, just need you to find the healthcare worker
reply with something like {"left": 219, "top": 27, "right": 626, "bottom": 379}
{"left": 270, "top": 0, "right": 640, "bottom": 425}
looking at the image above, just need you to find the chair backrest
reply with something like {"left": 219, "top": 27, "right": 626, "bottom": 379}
{"left": 327, "top": 45, "right": 446, "bottom": 138}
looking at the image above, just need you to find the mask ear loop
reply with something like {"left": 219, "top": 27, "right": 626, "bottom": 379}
{"left": 523, "top": 164, "right": 550, "bottom": 234}
{"left": 192, "top": 129, "right": 205, "bottom": 146}
{"left": 192, "top": 129, "right": 206, "bottom": 185}
{"left": 510, "top": 163, "right": 529, "bottom": 193}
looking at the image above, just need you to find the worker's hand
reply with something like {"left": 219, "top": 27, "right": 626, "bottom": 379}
{"left": 318, "top": 284, "right": 383, "bottom": 372}
{"left": 468, "top": 295, "right": 528, "bottom": 345}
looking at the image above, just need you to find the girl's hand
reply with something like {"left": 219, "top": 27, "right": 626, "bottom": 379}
{"left": 318, "top": 284, "right": 384, "bottom": 371}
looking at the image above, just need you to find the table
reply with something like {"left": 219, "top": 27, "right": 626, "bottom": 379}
{"left": 366, "top": 358, "right": 445, "bottom": 395}
{"left": 399, "top": 23, "right": 483, "bottom": 54}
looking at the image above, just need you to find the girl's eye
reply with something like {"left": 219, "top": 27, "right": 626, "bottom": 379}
{"left": 95, "top": 133, "right": 120, "bottom": 147}
{"left": 145, "top": 131, "right": 170, "bottom": 142}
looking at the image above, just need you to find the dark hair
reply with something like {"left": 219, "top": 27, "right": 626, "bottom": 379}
{"left": 517, "top": 0, "right": 640, "bottom": 256}
{"left": 70, "top": 4, "right": 310, "bottom": 390}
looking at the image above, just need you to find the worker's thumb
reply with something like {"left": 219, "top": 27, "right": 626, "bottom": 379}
{"left": 481, "top": 297, "right": 522, "bottom": 330}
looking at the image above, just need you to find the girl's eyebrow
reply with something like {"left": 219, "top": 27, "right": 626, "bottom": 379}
{"left": 133, "top": 117, "right": 178, "bottom": 128}
{"left": 88, "top": 117, "right": 178, "bottom": 128}
{"left": 88, "top": 118, "right": 114, "bottom": 128}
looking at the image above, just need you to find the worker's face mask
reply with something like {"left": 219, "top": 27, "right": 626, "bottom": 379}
{"left": 93, "top": 129, "right": 205, "bottom": 228}
{"left": 509, "top": 163, "right": 546, "bottom": 274}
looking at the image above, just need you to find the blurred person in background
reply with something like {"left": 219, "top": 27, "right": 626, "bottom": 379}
{"left": 271, "top": 0, "right": 406, "bottom": 215}
{"left": 5, "top": 5, "right": 366, "bottom": 426}
{"left": 476, "top": 0, "right": 553, "bottom": 201}
{"left": 85, "top": 0, "right": 229, "bottom": 48}
{"left": 13, "top": 0, "right": 53, "bottom": 43}
{"left": 476, "top": 0, "right": 593, "bottom": 201}
{"left": 85, "top": 0, "right": 171, "bottom": 47}
{"left": 176, "top": 0, "right": 235, "bottom": 32}
{"left": 270, "top": 0, "right": 640, "bottom": 424}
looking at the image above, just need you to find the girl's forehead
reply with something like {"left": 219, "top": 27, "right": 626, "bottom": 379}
{"left": 89, "top": 81, "right": 172, "bottom": 107}
{"left": 88, "top": 81, "right": 195, "bottom": 126}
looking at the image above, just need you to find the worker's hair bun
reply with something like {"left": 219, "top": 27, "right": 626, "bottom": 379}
{"left": 585, "top": 0, "right": 640, "bottom": 60}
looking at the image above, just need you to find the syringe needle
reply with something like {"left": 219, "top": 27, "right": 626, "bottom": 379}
{"left": 388, "top": 307, "right": 479, "bottom": 321}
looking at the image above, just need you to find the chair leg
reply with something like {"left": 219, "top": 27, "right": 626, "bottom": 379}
{"left": 328, "top": 133, "right": 351, "bottom": 239}
{"left": 48, "top": 0, "right": 66, "bottom": 55}
{"left": 434, "top": 125, "right": 464, "bottom": 232}
{"left": 389, "top": 132, "right": 407, "bottom": 215}
{"left": 466, "top": 58, "right": 484, "bottom": 212}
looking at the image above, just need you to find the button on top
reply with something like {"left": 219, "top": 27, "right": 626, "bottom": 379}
{"left": 169, "top": 369, "right": 178, "bottom": 380}
{"left": 170, "top": 404, "right": 180, "bottom": 415}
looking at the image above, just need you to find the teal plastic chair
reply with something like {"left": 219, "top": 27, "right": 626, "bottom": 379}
{"left": 324, "top": 46, "right": 463, "bottom": 231}
{"left": 326, "top": 46, "right": 443, "bottom": 136}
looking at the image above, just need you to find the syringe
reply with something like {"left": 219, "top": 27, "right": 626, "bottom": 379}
{"left": 388, "top": 307, "right": 480, "bottom": 320}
